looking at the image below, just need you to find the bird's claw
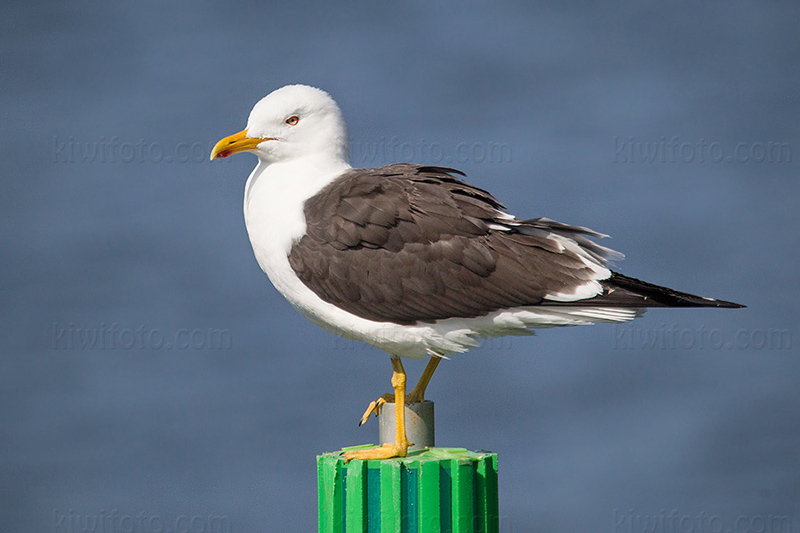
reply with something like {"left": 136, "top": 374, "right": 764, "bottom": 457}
{"left": 358, "top": 389, "right": 428, "bottom": 426}
{"left": 358, "top": 393, "right": 394, "bottom": 426}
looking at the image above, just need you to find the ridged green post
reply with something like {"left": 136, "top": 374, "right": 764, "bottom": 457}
{"left": 317, "top": 447, "right": 499, "bottom": 533}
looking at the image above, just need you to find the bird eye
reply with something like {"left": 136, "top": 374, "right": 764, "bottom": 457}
{"left": 285, "top": 115, "right": 299, "bottom": 126}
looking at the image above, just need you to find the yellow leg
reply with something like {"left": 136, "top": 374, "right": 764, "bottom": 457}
{"left": 408, "top": 356, "right": 441, "bottom": 402}
{"left": 344, "top": 358, "right": 411, "bottom": 461}
{"left": 358, "top": 356, "right": 441, "bottom": 426}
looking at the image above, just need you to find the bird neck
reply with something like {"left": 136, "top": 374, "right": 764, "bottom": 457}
{"left": 244, "top": 154, "right": 350, "bottom": 217}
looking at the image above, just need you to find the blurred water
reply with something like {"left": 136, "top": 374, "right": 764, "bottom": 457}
{"left": 2, "top": 1, "right": 799, "bottom": 531}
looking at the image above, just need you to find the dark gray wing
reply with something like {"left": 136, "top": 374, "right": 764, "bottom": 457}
{"left": 289, "top": 164, "right": 743, "bottom": 326}
{"left": 288, "top": 164, "right": 619, "bottom": 325}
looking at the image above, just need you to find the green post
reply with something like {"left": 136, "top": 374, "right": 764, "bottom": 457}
{"left": 317, "top": 447, "right": 499, "bottom": 533}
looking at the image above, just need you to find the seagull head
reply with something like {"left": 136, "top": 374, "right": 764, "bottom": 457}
{"left": 210, "top": 84, "right": 349, "bottom": 164}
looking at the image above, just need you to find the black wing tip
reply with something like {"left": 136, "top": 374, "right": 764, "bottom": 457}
{"left": 603, "top": 272, "right": 746, "bottom": 309}
{"left": 705, "top": 299, "right": 746, "bottom": 309}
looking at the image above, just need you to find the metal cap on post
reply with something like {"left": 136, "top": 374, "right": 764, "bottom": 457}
{"left": 378, "top": 400, "right": 435, "bottom": 449}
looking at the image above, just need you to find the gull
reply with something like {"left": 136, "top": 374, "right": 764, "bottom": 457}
{"left": 210, "top": 84, "right": 743, "bottom": 461}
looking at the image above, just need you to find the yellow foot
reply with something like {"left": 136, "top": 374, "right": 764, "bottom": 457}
{"left": 359, "top": 356, "right": 440, "bottom": 426}
{"left": 358, "top": 393, "right": 393, "bottom": 426}
{"left": 358, "top": 390, "right": 427, "bottom": 426}
{"left": 343, "top": 442, "right": 410, "bottom": 462}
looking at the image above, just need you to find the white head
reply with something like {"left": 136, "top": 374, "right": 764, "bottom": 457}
{"left": 210, "top": 84, "right": 349, "bottom": 165}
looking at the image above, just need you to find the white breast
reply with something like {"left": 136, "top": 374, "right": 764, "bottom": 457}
{"left": 243, "top": 158, "right": 348, "bottom": 312}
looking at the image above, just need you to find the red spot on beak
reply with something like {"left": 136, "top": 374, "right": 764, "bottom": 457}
{"left": 217, "top": 150, "right": 232, "bottom": 158}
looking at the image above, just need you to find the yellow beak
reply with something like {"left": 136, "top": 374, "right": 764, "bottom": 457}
{"left": 209, "top": 129, "right": 274, "bottom": 160}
